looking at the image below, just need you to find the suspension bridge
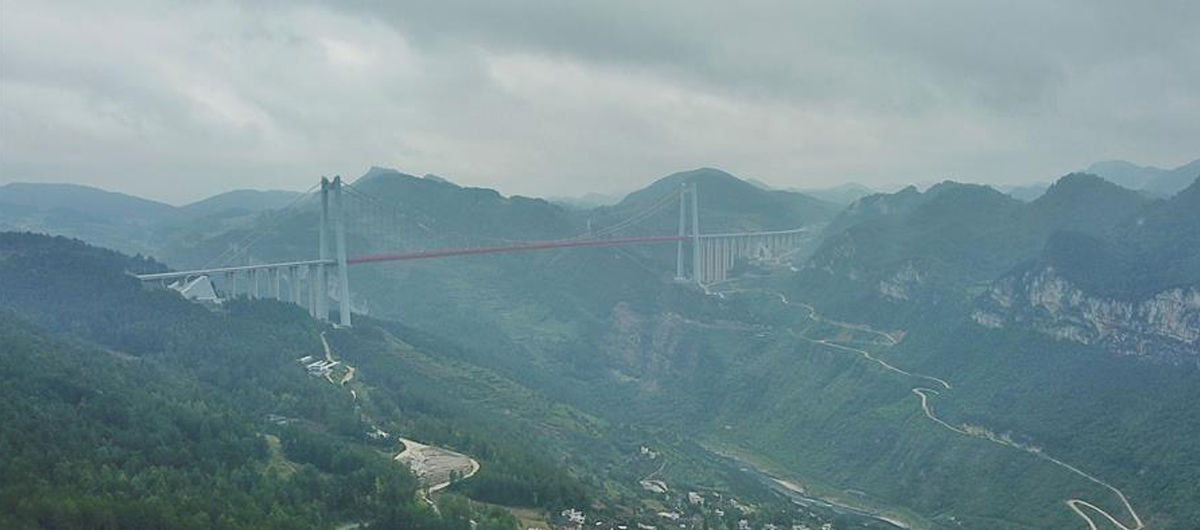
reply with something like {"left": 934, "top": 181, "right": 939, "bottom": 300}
{"left": 136, "top": 176, "right": 809, "bottom": 326}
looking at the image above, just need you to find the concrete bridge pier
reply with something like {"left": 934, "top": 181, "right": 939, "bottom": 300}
{"left": 290, "top": 266, "right": 302, "bottom": 305}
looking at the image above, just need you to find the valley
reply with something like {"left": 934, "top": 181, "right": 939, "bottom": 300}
{"left": 705, "top": 279, "right": 1142, "bottom": 530}
{"left": 2, "top": 166, "right": 1197, "bottom": 530}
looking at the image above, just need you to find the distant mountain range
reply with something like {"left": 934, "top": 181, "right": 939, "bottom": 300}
{"left": 998, "top": 157, "right": 1199, "bottom": 202}
{"left": 798, "top": 172, "right": 1165, "bottom": 326}
{"left": 0, "top": 182, "right": 177, "bottom": 223}
{"left": 0, "top": 182, "right": 302, "bottom": 256}
{"left": 1085, "top": 158, "right": 1200, "bottom": 196}
{"left": 790, "top": 182, "right": 876, "bottom": 205}
{"left": 178, "top": 189, "right": 302, "bottom": 218}
{"left": 549, "top": 192, "right": 626, "bottom": 209}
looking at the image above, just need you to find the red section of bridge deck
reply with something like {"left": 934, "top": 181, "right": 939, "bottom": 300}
{"left": 347, "top": 235, "right": 687, "bottom": 265}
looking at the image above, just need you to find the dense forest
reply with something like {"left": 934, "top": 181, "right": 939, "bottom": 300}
{"left": 0, "top": 232, "right": 581, "bottom": 529}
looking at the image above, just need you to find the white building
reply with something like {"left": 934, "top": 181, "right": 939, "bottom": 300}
{"left": 169, "top": 275, "right": 218, "bottom": 303}
{"left": 561, "top": 509, "right": 586, "bottom": 526}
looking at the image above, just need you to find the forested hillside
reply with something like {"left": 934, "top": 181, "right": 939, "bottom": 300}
{"left": 794, "top": 174, "right": 1151, "bottom": 326}
{"left": 0, "top": 233, "right": 583, "bottom": 529}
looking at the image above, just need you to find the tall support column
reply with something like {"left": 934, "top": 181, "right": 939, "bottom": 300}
{"left": 332, "top": 176, "right": 352, "bottom": 327}
{"left": 710, "top": 238, "right": 720, "bottom": 281}
{"left": 252, "top": 268, "right": 260, "bottom": 299}
{"left": 690, "top": 181, "right": 701, "bottom": 282}
{"left": 715, "top": 238, "right": 723, "bottom": 282}
{"left": 707, "top": 239, "right": 714, "bottom": 283}
{"left": 310, "top": 264, "right": 320, "bottom": 318}
{"left": 726, "top": 237, "right": 734, "bottom": 275}
{"left": 708, "top": 239, "right": 717, "bottom": 283}
{"left": 316, "top": 177, "right": 330, "bottom": 321}
{"left": 717, "top": 238, "right": 725, "bottom": 281}
{"left": 225, "top": 272, "right": 234, "bottom": 300}
{"left": 291, "top": 266, "right": 302, "bottom": 305}
{"left": 719, "top": 238, "right": 726, "bottom": 281}
{"left": 272, "top": 268, "right": 281, "bottom": 299}
{"left": 724, "top": 238, "right": 732, "bottom": 278}
{"left": 675, "top": 184, "right": 687, "bottom": 281}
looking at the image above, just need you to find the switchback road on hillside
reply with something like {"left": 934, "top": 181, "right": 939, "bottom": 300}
{"left": 713, "top": 283, "right": 1143, "bottom": 530}
{"left": 317, "top": 333, "right": 479, "bottom": 516}
{"left": 914, "top": 388, "right": 1143, "bottom": 530}
{"left": 718, "top": 287, "right": 948, "bottom": 389}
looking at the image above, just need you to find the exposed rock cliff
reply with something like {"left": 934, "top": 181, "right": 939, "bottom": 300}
{"left": 877, "top": 261, "right": 925, "bottom": 301}
{"left": 974, "top": 266, "right": 1200, "bottom": 364}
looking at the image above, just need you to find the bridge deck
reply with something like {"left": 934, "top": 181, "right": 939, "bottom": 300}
{"left": 135, "top": 229, "right": 806, "bottom": 281}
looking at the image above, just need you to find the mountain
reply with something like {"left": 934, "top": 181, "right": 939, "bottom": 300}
{"left": 0, "top": 181, "right": 176, "bottom": 221}
{"left": 351, "top": 167, "right": 575, "bottom": 241}
{"left": 179, "top": 189, "right": 302, "bottom": 218}
{"left": 549, "top": 191, "right": 625, "bottom": 209}
{"left": 793, "top": 182, "right": 875, "bottom": 205}
{"left": 1084, "top": 158, "right": 1200, "bottom": 196}
{"left": 795, "top": 174, "right": 1150, "bottom": 325}
{"left": 0, "top": 232, "right": 599, "bottom": 529}
{"left": 974, "top": 176, "right": 1200, "bottom": 363}
{"left": 998, "top": 182, "right": 1049, "bottom": 201}
{"left": 0, "top": 182, "right": 308, "bottom": 257}
{"left": 745, "top": 177, "right": 774, "bottom": 190}
{"left": 1, "top": 230, "right": 883, "bottom": 530}
{"left": 1024, "top": 172, "right": 1149, "bottom": 233}
{"left": 707, "top": 174, "right": 1199, "bottom": 528}
{"left": 613, "top": 167, "right": 840, "bottom": 232}
{"left": 0, "top": 233, "right": 424, "bottom": 528}
{"left": 0, "top": 182, "right": 181, "bottom": 256}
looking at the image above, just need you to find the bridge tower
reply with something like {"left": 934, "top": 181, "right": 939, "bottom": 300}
{"left": 672, "top": 181, "right": 703, "bottom": 284}
{"left": 316, "top": 176, "right": 352, "bottom": 327}
{"left": 317, "top": 177, "right": 329, "bottom": 320}
{"left": 331, "top": 176, "right": 352, "bottom": 327}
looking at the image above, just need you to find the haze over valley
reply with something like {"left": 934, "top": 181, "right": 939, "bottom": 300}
{"left": 1, "top": 2, "right": 1198, "bottom": 530}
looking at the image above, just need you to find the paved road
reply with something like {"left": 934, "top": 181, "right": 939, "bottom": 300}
{"left": 714, "top": 283, "right": 1143, "bottom": 530}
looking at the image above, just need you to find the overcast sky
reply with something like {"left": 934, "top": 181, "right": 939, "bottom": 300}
{"left": 1, "top": 0, "right": 1197, "bottom": 204}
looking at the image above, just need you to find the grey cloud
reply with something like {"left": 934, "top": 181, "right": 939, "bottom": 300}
{"left": 1, "top": 0, "right": 1197, "bottom": 203}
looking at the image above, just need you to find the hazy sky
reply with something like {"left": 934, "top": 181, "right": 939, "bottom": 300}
{"left": 1, "top": 1, "right": 1197, "bottom": 204}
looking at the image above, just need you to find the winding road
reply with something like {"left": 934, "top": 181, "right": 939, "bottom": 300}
{"left": 714, "top": 283, "right": 1143, "bottom": 530}
{"left": 318, "top": 332, "right": 481, "bottom": 503}
{"left": 914, "top": 388, "right": 1143, "bottom": 530}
